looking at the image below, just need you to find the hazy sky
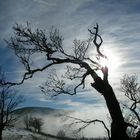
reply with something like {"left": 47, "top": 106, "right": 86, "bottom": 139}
{"left": 0, "top": 0, "right": 140, "bottom": 137}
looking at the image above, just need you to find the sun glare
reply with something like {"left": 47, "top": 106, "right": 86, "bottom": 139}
{"left": 99, "top": 49, "right": 120, "bottom": 75}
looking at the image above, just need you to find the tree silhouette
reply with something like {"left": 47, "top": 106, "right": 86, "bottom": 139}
{"left": 23, "top": 114, "right": 43, "bottom": 133}
{"left": 57, "top": 129, "right": 66, "bottom": 137}
{"left": 23, "top": 113, "right": 31, "bottom": 130}
{"left": 0, "top": 70, "right": 24, "bottom": 140}
{"left": 2, "top": 23, "right": 139, "bottom": 139}
{"left": 29, "top": 116, "right": 43, "bottom": 133}
{"left": 120, "top": 74, "right": 140, "bottom": 139}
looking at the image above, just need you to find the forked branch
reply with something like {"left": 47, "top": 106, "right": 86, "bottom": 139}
{"left": 88, "top": 23, "right": 104, "bottom": 58}
{"left": 40, "top": 69, "right": 89, "bottom": 97}
{"left": 65, "top": 115, "right": 111, "bottom": 139}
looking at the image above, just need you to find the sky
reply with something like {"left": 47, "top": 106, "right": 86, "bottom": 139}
{"left": 0, "top": 0, "right": 140, "bottom": 137}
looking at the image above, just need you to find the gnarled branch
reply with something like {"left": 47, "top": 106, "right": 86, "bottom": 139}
{"left": 65, "top": 115, "right": 111, "bottom": 140}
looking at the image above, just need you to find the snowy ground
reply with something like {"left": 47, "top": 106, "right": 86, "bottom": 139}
{"left": 3, "top": 127, "right": 57, "bottom": 140}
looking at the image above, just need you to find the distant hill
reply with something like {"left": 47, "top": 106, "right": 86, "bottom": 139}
{"left": 3, "top": 107, "right": 76, "bottom": 140}
{"left": 14, "top": 106, "right": 71, "bottom": 117}
{"left": 12, "top": 106, "right": 73, "bottom": 136}
{"left": 4, "top": 107, "right": 107, "bottom": 139}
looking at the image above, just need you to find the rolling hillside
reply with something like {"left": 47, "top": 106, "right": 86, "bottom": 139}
{"left": 13, "top": 106, "right": 73, "bottom": 132}
{"left": 3, "top": 107, "right": 74, "bottom": 140}
{"left": 3, "top": 107, "right": 107, "bottom": 139}
{"left": 14, "top": 106, "right": 71, "bottom": 117}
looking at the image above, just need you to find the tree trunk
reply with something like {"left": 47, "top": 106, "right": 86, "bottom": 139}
{"left": 0, "top": 128, "right": 3, "bottom": 140}
{"left": 135, "top": 130, "right": 140, "bottom": 140}
{"left": 104, "top": 87, "right": 129, "bottom": 140}
{"left": 91, "top": 77, "right": 129, "bottom": 140}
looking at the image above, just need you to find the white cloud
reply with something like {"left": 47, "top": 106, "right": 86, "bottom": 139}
{"left": 32, "top": 0, "right": 57, "bottom": 6}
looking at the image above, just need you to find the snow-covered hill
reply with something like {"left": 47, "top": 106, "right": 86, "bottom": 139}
{"left": 3, "top": 127, "right": 58, "bottom": 140}
{"left": 14, "top": 107, "right": 70, "bottom": 116}
{"left": 13, "top": 107, "right": 73, "bottom": 135}
{"left": 3, "top": 107, "right": 108, "bottom": 139}
{"left": 2, "top": 107, "right": 73, "bottom": 140}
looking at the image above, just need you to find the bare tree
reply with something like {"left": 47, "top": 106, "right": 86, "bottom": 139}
{"left": 23, "top": 113, "right": 31, "bottom": 130}
{"left": 35, "top": 117, "right": 43, "bottom": 133}
{"left": 23, "top": 114, "right": 43, "bottom": 133}
{"left": 120, "top": 74, "right": 140, "bottom": 139}
{"left": 2, "top": 23, "right": 137, "bottom": 139}
{"left": 29, "top": 116, "right": 43, "bottom": 133}
{"left": 57, "top": 129, "right": 66, "bottom": 137}
{"left": 0, "top": 70, "right": 24, "bottom": 140}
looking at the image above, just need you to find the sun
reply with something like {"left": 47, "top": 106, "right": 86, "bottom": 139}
{"left": 99, "top": 49, "right": 120, "bottom": 75}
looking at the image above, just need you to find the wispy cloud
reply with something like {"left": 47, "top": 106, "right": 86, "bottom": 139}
{"left": 32, "top": 0, "right": 56, "bottom": 6}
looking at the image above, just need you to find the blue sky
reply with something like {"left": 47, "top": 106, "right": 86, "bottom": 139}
{"left": 0, "top": 0, "right": 140, "bottom": 136}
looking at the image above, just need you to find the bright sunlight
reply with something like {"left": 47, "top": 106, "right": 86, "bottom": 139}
{"left": 99, "top": 49, "right": 120, "bottom": 75}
